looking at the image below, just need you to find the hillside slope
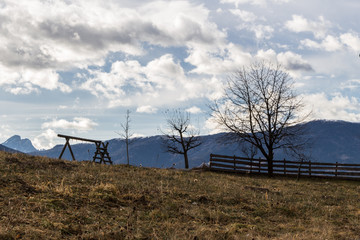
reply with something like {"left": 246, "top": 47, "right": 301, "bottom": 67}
{"left": 1, "top": 152, "right": 360, "bottom": 239}
{"left": 0, "top": 144, "right": 21, "bottom": 153}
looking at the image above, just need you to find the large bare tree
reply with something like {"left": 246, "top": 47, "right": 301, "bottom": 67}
{"left": 211, "top": 62, "right": 308, "bottom": 176}
{"left": 162, "top": 109, "right": 202, "bottom": 169}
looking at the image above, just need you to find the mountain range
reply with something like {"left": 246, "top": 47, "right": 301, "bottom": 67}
{"left": 2, "top": 120, "right": 360, "bottom": 168}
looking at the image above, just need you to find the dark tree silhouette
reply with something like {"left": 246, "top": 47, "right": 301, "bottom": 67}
{"left": 162, "top": 109, "right": 202, "bottom": 169}
{"left": 211, "top": 62, "right": 308, "bottom": 176}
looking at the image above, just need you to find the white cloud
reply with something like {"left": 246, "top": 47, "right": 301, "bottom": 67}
{"left": 145, "top": 54, "right": 185, "bottom": 90}
{"left": 185, "top": 43, "right": 252, "bottom": 75}
{"left": 220, "top": 0, "right": 265, "bottom": 7}
{"left": 136, "top": 105, "right": 158, "bottom": 114}
{"left": 229, "top": 8, "right": 273, "bottom": 40}
{"left": 0, "top": 124, "right": 11, "bottom": 143}
{"left": 249, "top": 24, "right": 274, "bottom": 39}
{"left": 255, "top": 49, "right": 277, "bottom": 61}
{"left": 140, "top": 1, "right": 226, "bottom": 48}
{"left": 186, "top": 106, "right": 202, "bottom": 114}
{"left": 229, "top": 9, "right": 257, "bottom": 22}
{"left": 318, "top": 35, "right": 343, "bottom": 51}
{"left": 32, "top": 129, "right": 58, "bottom": 150}
{"left": 0, "top": 65, "right": 19, "bottom": 86}
{"left": 277, "top": 51, "right": 313, "bottom": 72}
{"left": 285, "top": 15, "right": 331, "bottom": 39}
{"left": 5, "top": 84, "right": 40, "bottom": 95}
{"left": 187, "top": 124, "right": 200, "bottom": 133}
{"left": 256, "top": 49, "right": 313, "bottom": 74}
{"left": 58, "top": 105, "right": 68, "bottom": 110}
{"left": 0, "top": 65, "right": 71, "bottom": 94}
{"left": 340, "top": 79, "right": 360, "bottom": 90}
{"left": 221, "top": 0, "right": 290, "bottom": 7}
{"left": 302, "top": 93, "right": 360, "bottom": 122}
{"left": 0, "top": 0, "right": 226, "bottom": 95}
{"left": 131, "top": 133, "right": 146, "bottom": 138}
{"left": 80, "top": 54, "right": 224, "bottom": 108}
{"left": 340, "top": 32, "right": 360, "bottom": 52}
{"left": 204, "top": 114, "right": 224, "bottom": 135}
{"left": 301, "top": 35, "right": 343, "bottom": 52}
{"left": 41, "top": 117, "right": 98, "bottom": 131}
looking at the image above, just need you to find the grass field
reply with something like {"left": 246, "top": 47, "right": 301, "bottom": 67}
{"left": 0, "top": 151, "right": 360, "bottom": 239}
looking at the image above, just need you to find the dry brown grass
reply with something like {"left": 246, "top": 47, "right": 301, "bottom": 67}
{"left": 0, "top": 151, "right": 360, "bottom": 239}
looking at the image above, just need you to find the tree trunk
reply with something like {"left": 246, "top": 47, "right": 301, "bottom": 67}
{"left": 268, "top": 158, "right": 273, "bottom": 177}
{"left": 179, "top": 131, "right": 189, "bottom": 169}
{"left": 267, "top": 149, "right": 274, "bottom": 177}
{"left": 126, "top": 139, "right": 129, "bottom": 166}
{"left": 184, "top": 151, "right": 189, "bottom": 169}
{"left": 266, "top": 147, "right": 274, "bottom": 177}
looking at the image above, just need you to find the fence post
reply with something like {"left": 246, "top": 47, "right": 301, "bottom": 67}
{"left": 259, "top": 157, "right": 261, "bottom": 173}
{"left": 283, "top": 158, "right": 286, "bottom": 175}
{"left": 250, "top": 158, "right": 253, "bottom": 174}
{"left": 210, "top": 154, "right": 213, "bottom": 169}
{"left": 233, "top": 155, "right": 236, "bottom": 171}
{"left": 309, "top": 161, "right": 311, "bottom": 176}
{"left": 296, "top": 159, "right": 302, "bottom": 181}
{"left": 335, "top": 162, "right": 338, "bottom": 177}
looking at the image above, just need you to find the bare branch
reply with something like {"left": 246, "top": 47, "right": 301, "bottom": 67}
{"left": 161, "top": 109, "right": 202, "bottom": 169}
{"left": 210, "top": 61, "right": 309, "bottom": 176}
{"left": 116, "top": 109, "right": 133, "bottom": 166}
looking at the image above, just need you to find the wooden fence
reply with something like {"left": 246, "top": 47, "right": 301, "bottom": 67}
{"left": 209, "top": 154, "right": 360, "bottom": 180}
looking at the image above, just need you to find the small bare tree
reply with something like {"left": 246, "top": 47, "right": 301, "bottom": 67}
{"left": 162, "top": 109, "right": 202, "bottom": 169}
{"left": 211, "top": 61, "right": 308, "bottom": 176}
{"left": 117, "top": 109, "right": 133, "bottom": 166}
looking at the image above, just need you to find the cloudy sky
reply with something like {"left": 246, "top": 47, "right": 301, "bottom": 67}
{"left": 0, "top": 0, "right": 359, "bottom": 149}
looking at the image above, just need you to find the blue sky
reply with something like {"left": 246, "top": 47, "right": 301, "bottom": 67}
{"left": 0, "top": 0, "right": 360, "bottom": 149}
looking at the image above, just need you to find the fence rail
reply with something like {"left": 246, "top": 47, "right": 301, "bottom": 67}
{"left": 209, "top": 154, "right": 360, "bottom": 180}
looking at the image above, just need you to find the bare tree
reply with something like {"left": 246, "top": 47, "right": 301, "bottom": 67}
{"left": 162, "top": 109, "right": 202, "bottom": 169}
{"left": 211, "top": 62, "right": 308, "bottom": 176}
{"left": 117, "top": 109, "right": 133, "bottom": 166}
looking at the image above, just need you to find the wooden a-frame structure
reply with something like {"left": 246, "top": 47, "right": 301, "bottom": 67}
{"left": 58, "top": 134, "right": 112, "bottom": 164}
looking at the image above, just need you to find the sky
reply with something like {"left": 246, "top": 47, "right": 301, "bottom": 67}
{"left": 0, "top": 0, "right": 360, "bottom": 150}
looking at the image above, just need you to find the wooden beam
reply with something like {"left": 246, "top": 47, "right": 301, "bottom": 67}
{"left": 57, "top": 134, "right": 101, "bottom": 144}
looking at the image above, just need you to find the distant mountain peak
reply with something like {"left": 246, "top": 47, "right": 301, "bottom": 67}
{"left": 5, "top": 135, "right": 21, "bottom": 141}
{"left": 2, "top": 135, "right": 37, "bottom": 153}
